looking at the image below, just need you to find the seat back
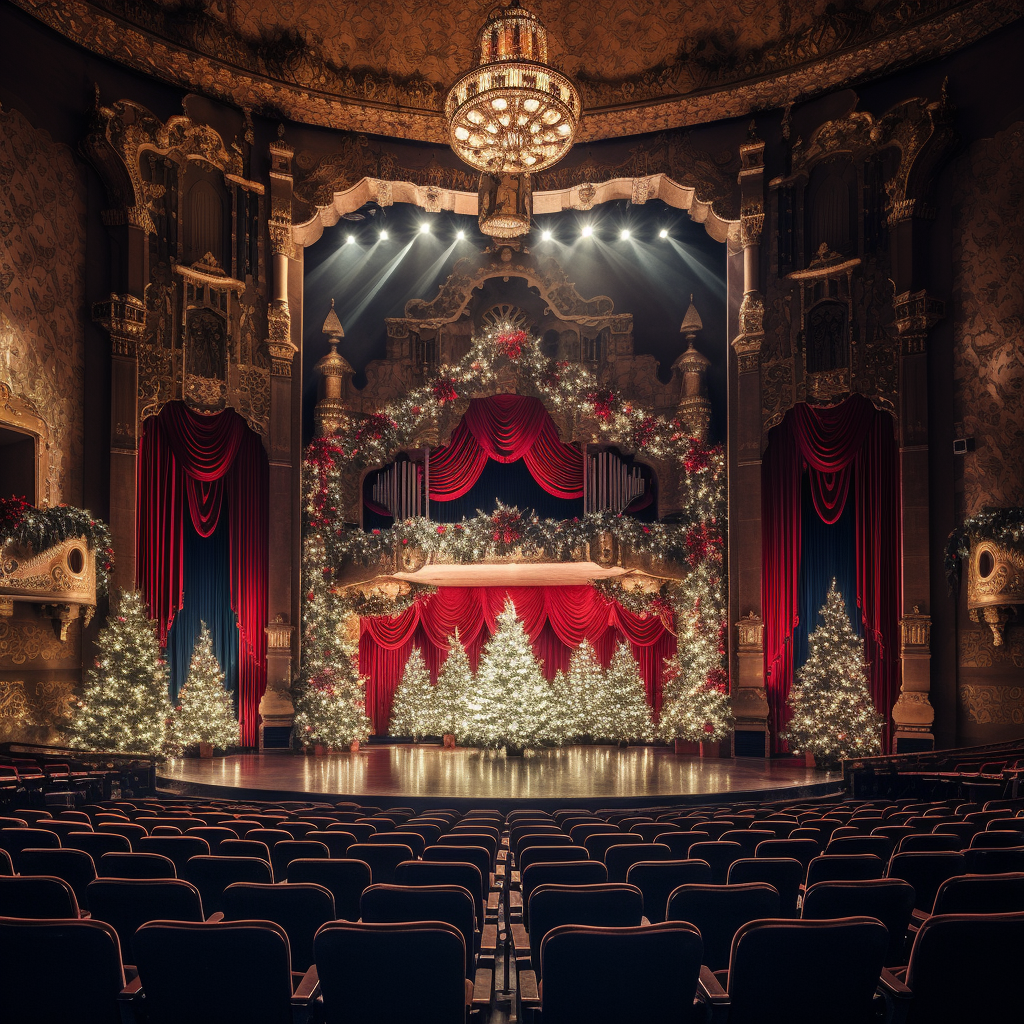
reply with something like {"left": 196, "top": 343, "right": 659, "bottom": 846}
{"left": 720, "top": 830, "right": 777, "bottom": 858}
{"left": 286, "top": 858, "right": 370, "bottom": 921}
{"left": 567, "top": 823, "right": 619, "bottom": 845}
{"left": 360, "top": 883, "right": 476, "bottom": 978}
{"left": 931, "top": 872, "right": 1024, "bottom": 915}
{"left": 521, "top": 861, "right": 607, "bottom": 928}
{"left": 303, "top": 831, "right": 355, "bottom": 858}
{"left": 727, "top": 858, "right": 804, "bottom": 918}
{"left": 63, "top": 831, "right": 132, "bottom": 859}
{"left": 964, "top": 847, "right": 1024, "bottom": 874}
{"left": 528, "top": 883, "right": 643, "bottom": 978}
{"left": 393, "top": 859, "right": 484, "bottom": 927}
{"left": 348, "top": 843, "right": 415, "bottom": 886}
{"left": 904, "top": 913, "right": 1024, "bottom": 1024}
{"left": 687, "top": 841, "right": 744, "bottom": 884}
{"left": 314, "top": 921, "right": 467, "bottom": 1024}
{"left": 222, "top": 881, "right": 334, "bottom": 971}
{"left": 825, "top": 835, "right": 893, "bottom": 858}
{"left": 630, "top": 822, "right": 680, "bottom": 842}
{"left": 897, "top": 834, "right": 962, "bottom": 854}
{"left": 582, "top": 832, "right": 642, "bottom": 863}
{"left": 87, "top": 879, "right": 204, "bottom": 963}
{"left": 806, "top": 853, "right": 885, "bottom": 886}
{"left": 518, "top": 844, "right": 589, "bottom": 873}
{"left": 666, "top": 882, "right": 779, "bottom": 972}
{"left": 0, "top": 827, "right": 60, "bottom": 855}
{"left": 423, "top": 844, "right": 490, "bottom": 884}
{"left": 625, "top": 860, "right": 713, "bottom": 924}
{"left": 540, "top": 922, "right": 703, "bottom": 1024}
{"left": 136, "top": 836, "right": 210, "bottom": 876}
{"left": 727, "top": 918, "right": 888, "bottom": 1024}
{"left": 887, "top": 852, "right": 967, "bottom": 911}
{"left": 0, "top": 915, "right": 125, "bottom": 1024}
{"left": 181, "top": 854, "right": 273, "bottom": 914}
{"left": 603, "top": 842, "right": 672, "bottom": 883}
{"left": 97, "top": 851, "right": 176, "bottom": 879}
{"left": 437, "top": 832, "right": 497, "bottom": 865}
{"left": 367, "top": 831, "right": 426, "bottom": 858}
{"left": 655, "top": 832, "right": 712, "bottom": 859}
{"left": 0, "top": 874, "right": 78, "bottom": 918}
{"left": 801, "top": 878, "right": 915, "bottom": 965}
{"left": 134, "top": 920, "right": 294, "bottom": 1024}
{"left": 270, "top": 839, "right": 329, "bottom": 881}
{"left": 219, "top": 839, "right": 272, "bottom": 863}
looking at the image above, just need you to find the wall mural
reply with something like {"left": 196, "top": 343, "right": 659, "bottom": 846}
{"left": 0, "top": 104, "right": 86, "bottom": 506}
{"left": 953, "top": 121, "right": 1024, "bottom": 517}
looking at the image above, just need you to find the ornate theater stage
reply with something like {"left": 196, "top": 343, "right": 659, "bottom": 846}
{"left": 159, "top": 745, "right": 843, "bottom": 810}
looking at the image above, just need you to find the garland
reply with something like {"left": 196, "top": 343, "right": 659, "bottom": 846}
{"left": 0, "top": 498, "right": 114, "bottom": 596}
{"left": 334, "top": 582, "right": 438, "bottom": 619}
{"left": 944, "top": 506, "right": 1024, "bottom": 589}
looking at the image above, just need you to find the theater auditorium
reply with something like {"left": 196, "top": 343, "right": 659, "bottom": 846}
{"left": 1, "top": 1, "right": 1023, "bottom": 1020}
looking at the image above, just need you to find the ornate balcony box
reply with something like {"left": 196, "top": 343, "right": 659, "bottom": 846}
{"left": 0, "top": 536, "right": 97, "bottom": 639}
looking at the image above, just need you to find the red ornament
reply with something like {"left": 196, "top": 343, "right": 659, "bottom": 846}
{"left": 633, "top": 415, "right": 658, "bottom": 450}
{"left": 490, "top": 507, "right": 523, "bottom": 547}
{"left": 355, "top": 413, "right": 397, "bottom": 442}
{"left": 436, "top": 525, "right": 446, "bottom": 534}
{"left": 706, "top": 667, "right": 729, "bottom": 693}
{"left": 683, "top": 437, "right": 712, "bottom": 474}
{"left": 411, "top": 406, "right": 421, "bottom": 416}
{"left": 432, "top": 376, "right": 458, "bottom": 405}
{"left": 703, "top": 721, "right": 715, "bottom": 734}
{"left": 587, "top": 388, "right": 617, "bottom": 422}
{"left": 494, "top": 328, "right": 528, "bottom": 359}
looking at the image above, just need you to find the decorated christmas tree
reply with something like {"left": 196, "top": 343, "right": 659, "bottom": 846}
{"left": 658, "top": 651, "right": 732, "bottom": 743}
{"left": 69, "top": 590, "right": 171, "bottom": 755}
{"left": 388, "top": 647, "right": 436, "bottom": 740}
{"left": 166, "top": 622, "right": 238, "bottom": 754}
{"left": 782, "top": 580, "right": 883, "bottom": 764}
{"left": 593, "top": 642, "right": 654, "bottom": 744}
{"left": 434, "top": 630, "right": 474, "bottom": 741}
{"left": 468, "top": 598, "right": 557, "bottom": 753}
{"left": 560, "top": 639, "right": 604, "bottom": 741}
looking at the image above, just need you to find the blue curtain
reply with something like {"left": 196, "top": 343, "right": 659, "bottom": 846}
{"left": 794, "top": 471, "right": 861, "bottom": 669}
{"left": 428, "top": 457, "right": 584, "bottom": 523}
{"left": 166, "top": 514, "right": 239, "bottom": 710}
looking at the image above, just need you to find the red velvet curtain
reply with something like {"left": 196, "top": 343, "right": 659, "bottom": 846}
{"left": 137, "top": 403, "right": 268, "bottom": 746}
{"left": 762, "top": 396, "right": 900, "bottom": 751}
{"left": 429, "top": 395, "right": 583, "bottom": 501}
{"left": 359, "top": 586, "right": 676, "bottom": 733}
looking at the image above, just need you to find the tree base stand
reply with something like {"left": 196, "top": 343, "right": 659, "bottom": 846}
{"left": 314, "top": 744, "right": 327, "bottom": 757}
{"left": 199, "top": 742, "right": 214, "bottom": 759}
{"left": 804, "top": 751, "right": 816, "bottom": 768}
{"left": 674, "top": 739, "right": 700, "bottom": 755}
{"left": 700, "top": 740, "right": 721, "bottom": 758}
{"left": 349, "top": 740, "right": 360, "bottom": 753}
{"left": 443, "top": 734, "right": 456, "bottom": 749}
{"left": 505, "top": 745, "right": 524, "bottom": 757}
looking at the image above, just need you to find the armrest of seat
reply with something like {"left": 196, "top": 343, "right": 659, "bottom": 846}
{"left": 472, "top": 966, "right": 493, "bottom": 1009}
{"left": 508, "top": 889, "right": 523, "bottom": 910}
{"left": 908, "top": 907, "right": 928, "bottom": 934}
{"left": 518, "top": 968, "right": 540, "bottom": 1008}
{"left": 118, "top": 975, "right": 143, "bottom": 1024}
{"left": 486, "top": 891, "right": 500, "bottom": 914}
{"left": 510, "top": 922, "right": 531, "bottom": 963}
{"left": 205, "top": 912, "right": 225, "bottom": 923}
{"left": 480, "top": 923, "right": 498, "bottom": 960}
{"left": 291, "top": 965, "right": 320, "bottom": 1024}
{"left": 697, "top": 964, "right": 729, "bottom": 1024}
{"left": 877, "top": 968, "right": 913, "bottom": 1024}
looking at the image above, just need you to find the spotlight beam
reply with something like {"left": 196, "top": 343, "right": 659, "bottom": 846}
{"left": 344, "top": 237, "right": 417, "bottom": 327}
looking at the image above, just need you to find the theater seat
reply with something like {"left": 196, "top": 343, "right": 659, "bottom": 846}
{"left": 626, "top": 859, "right": 713, "bottom": 924}
{"left": 286, "top": 858, "right": 370, "bottom": 922}
{"left": 0, "top": 875, "right": 80, "bottom": 919}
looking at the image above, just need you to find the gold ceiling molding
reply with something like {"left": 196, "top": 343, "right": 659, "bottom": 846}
{"left": 10, "top": 0, "right": 1019, "bottom": 143}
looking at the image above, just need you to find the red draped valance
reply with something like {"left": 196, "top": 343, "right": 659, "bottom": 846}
{"left": 429, "top": 395, "right": 583, "bottom": 501}
{"left": 762, "top": 396, "right": 900, "bottom": 751}
{"left": 137, "top": 402, "right": 268, "bottom": 746}
{"left": 359, "top": 585, "right": 675, "bottom": 733}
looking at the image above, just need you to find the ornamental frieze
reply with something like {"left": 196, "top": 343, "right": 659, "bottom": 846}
{"left": 0, "top": 619, "right": 79, "bottom": 667}
{"left": 959, "top": 684, "right": 1024, "bottom": 726}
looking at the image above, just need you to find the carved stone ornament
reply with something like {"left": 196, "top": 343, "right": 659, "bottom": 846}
{"left": 806, "top": 368, "right": 852, "bottom": 403}
{"left": 893, "top": 289, "right": 945, "bottom": 354}
{"left": 589, "top": 530, "right": 620, "bottom": 569}
{"left": 266, "top": 619, "right": 295, "bottom": 651}
{"left": 630, "top": 177, "right": 653, "bottom": 205}
{"left": 900, "top": 607, "right": 932, "bottom": 652}
{"left": 266, "top": 301, "right": 297, "bottom": 377}
{"left": 967, "top": 537, "right": 1024, "bottom": 646}
{"left": 735, "top": 611, "right": 765, "bottom": 653}
{"left": 92, "top": 293, "right": 147, "bottom": 357}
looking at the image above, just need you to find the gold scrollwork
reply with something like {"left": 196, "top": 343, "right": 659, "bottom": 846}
{"left": 0, "top": 680, "right": 28, "bottom": 720}
{"left": 959, "top": 684, "right": 1024, "bottom": 725}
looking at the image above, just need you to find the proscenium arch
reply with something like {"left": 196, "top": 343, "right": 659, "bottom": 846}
{"left": 292, "top": 173, "right": 742, "bottom": 251}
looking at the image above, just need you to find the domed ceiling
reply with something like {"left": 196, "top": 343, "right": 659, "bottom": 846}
{"left": 15, "top": 0, "right": 1016, "bottom": 141}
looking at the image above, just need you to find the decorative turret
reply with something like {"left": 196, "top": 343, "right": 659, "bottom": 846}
{"left": 672, "top": 295, "right": 711, "bottom": 439}
{"left": 313, "top": 299, "right": 355, "bottom": 437}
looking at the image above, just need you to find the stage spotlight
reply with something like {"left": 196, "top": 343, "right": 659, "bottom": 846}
{"left": 541, "top": 229, "right": 552, "bottom": 241}
{"left": 619, "top": 228, "right": 631, "bottom": 240}
{"left": 419, "top": 222, "right": 431, "bottom": 234}
{"left": 456, "top": 229, "right": 466, "bottom": 240}
{"left": 345, "top": 234, "right": 355, "bottom": 245}
{"left": 581, "top": 224, "right": 593, "bottom": 237}
{"left": 379, "top": 229, "right": 389, "bottom": 241}
{"left": 659, "top": 228, "right": 669, "bottom": 239}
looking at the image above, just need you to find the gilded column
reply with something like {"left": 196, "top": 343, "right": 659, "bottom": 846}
{"left": 259, "top": 136, "right": 300, "bottom": 749}
{"left": 92, "top": 294, "right": 146, "bottom": 593}
{"left": 891, "top": 289, "right": 944, "bottom": 750}
{"left": 729, "top": 125, "right": 770, "bottom": 753}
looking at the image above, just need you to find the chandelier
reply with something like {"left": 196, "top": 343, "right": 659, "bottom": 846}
{"left": 444, "top": 6, "right": 581, "bottom": 174}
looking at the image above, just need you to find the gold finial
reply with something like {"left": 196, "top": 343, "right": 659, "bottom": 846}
{"left": 322, "top": 298, "right": 344, "bottom": 341}
{"left": 680, "top": 295, "right": 703, "bottom": 336}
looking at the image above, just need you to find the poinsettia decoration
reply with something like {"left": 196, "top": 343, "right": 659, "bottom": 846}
{"left": 491, "top": 503, "right": 524, "bottom": 548}
{"left": 495, "top": 328, "right": 528, "bottom": 360}
{"left": 355, "top": 413, "right": 398, "bottom": 442}
{"left": 588, "top": 388, "right": 617, "bottom": 422}
{"left": 432, "top": 376, "right": 459, "bottom": 405}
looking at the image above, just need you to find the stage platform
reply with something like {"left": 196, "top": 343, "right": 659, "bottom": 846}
{"left": 158, "top": 745, "right": 844, "bottom": 810}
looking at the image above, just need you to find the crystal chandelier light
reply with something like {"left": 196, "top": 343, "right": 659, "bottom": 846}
{"left": 444, "top": 5, "right": 581, "bottom": 174}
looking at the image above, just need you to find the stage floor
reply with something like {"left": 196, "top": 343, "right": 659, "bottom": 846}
{"left": 159, "top": 745, "right": 843, "bottom": 809}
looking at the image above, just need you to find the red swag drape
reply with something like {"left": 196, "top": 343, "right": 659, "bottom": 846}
{"left": 359, "top": 586, "right": 675, "bottom": 733}
{"left": 429, "top": 395, "right": 583, "bottom": 501}
{"left": 762, "top": 395, "right": 900, "bottom": 752}
{"left": 137, "top": 402, "right": 269, "bottom": 746}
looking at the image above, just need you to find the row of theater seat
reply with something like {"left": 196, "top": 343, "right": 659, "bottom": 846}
{"left": 1, "top": 792, "right": 1023, "bottom": 1022}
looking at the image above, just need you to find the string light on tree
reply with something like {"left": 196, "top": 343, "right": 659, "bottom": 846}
{"left": 559, "top": 639, "right": 604, "bottom": 742}
{"left": 434, "top": 630, "right": 475, "bottom": 744}
{"left": 388, "top": 647, "right": 436, "bottom": 741}
{"left": 68, "top": 590, "right": 171, "bottom": 755}
{"left": 166, "top": 621, "right": 239, "bottom": 754}
{"left": 594, "top": 642, "right": 655, "bottom": 744}
{"left": 782, "top": 580, "right": 883, "bottom": 765}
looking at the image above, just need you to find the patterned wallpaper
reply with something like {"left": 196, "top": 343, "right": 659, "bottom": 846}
{"left": 0, "top": 103, "right": 86, "bottom": 505}
{"left": 952, "top": 121, "right": 1024, "bottom": 517}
